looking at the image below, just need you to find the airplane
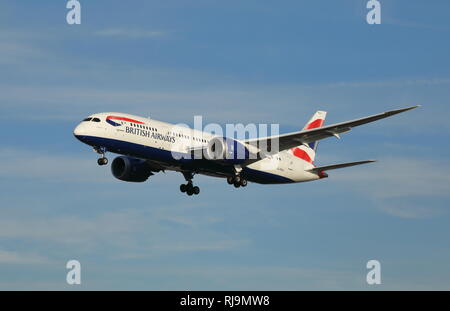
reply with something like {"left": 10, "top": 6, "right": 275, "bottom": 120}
{"left": 73, "top": 106, "right": 419, "bottom": 196}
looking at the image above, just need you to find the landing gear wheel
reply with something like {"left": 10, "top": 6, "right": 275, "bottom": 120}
{"left": 180, "top": 184, "right": 187, "bottom": 193}
{"left": 97, "top": 157, "right": 108, "bottom": 166}
{"left": 230, "top": 175, "right": 246, "bottom": 188}
{"left": 186, "top": 187, "right": 194, "bottom": 196}
{"left": 193, "top": 186, "right": 200, "bottom": 195}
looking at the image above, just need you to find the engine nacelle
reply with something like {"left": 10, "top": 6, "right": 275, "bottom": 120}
{"left": 205, "top": 137, "right": 250, "bottom": 164}
{"left": 111, "top": 156, "right": 153, "bottom": 182}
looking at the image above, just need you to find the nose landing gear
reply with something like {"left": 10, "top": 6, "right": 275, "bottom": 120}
{"left": 97, "top": 157, "right": 108, "bottom": 166}
{"left": 94, "top": 147, "right": 108, "bottom": 166}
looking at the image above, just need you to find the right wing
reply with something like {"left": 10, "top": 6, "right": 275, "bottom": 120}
{"left": 244, "top": 106, "right": 419, "bottom": 154}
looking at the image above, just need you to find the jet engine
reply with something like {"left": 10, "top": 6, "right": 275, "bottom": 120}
{"left": 111, "top": 156, "right": 153, "bottom": 182}
{"left": 205, "top": 137, "right": 251, "bottom": 164}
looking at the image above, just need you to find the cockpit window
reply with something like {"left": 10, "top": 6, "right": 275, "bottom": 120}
{"left": 83, "top": 117, "right": 92, "bottom": 122}
{"left": 92, "top": 118, "right": 101, "bottom": 122}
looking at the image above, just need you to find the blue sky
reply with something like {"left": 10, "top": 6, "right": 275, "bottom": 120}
{"left": 0, "top": 0, "right": 449, "bottom": 290}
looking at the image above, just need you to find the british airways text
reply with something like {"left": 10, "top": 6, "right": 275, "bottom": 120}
{"left": 125, "top": 126, "right": 176, "bottom": 143}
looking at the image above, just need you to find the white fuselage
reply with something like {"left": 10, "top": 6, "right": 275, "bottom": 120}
{"left": 73, "top": 112, "right": 321, "bottom": 184}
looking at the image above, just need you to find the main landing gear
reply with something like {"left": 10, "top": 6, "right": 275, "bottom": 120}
{"left": 94, "top": 147, "right": 108, "bottom": 166}
{"left": 180, "top": 172, "right": 200, "bottom": 196}
{"left": 227, "top": 175, "right": 248, "bottom": 188}
{"left": 180, "top": 182, "right": 200, "bottom": 196}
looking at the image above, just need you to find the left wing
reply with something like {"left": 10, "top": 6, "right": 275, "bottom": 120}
{"left": 244, "top": 106, "right": 419, "bottom": 153}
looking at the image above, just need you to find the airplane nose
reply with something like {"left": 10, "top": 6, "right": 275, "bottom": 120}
{"left": 73, "top": 124, "right": 82, "bottom": 136}
{"left": 73, "top": 123, "right": 87, "bottom": 140}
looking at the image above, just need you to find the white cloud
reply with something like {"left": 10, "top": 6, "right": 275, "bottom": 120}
{"left": 329, "top": 156, "right": 450, "bottom": 218}
{"left": 0, "top": 28, "right": 445, "bottom": 130}
{"left": 0, "top": 212, "right": 140, "bottom": 246}
{"left": 0, "top": 250, "right": 51, "bottom": 265}
{"left": 0, "top": 201, "right": 246, "bottom": 259}
{"left": 0, "top": 148, "right": 112, "bottom": 183}
{"left": 0, "top": 79, "right": 435, "bottom": 131}
{"left": 334, "top": 157, "right": 450, "bottom": 199}
{"left": 104, "top": 264, "right": 364, "bottom": 290}
{"left": 321, "top": 78, "right": 450, "bottom": 89}
{"left": 153, "top": 239, "right": 250, "bottom": 253}
{"left": 94, "top": 28, "right": 167, "bottom": 39}
{"left": 0, "top": 41, "right": 46, "bottom": 66}
{"left": 378, "top": 204, "right": 445, "bottom": 219}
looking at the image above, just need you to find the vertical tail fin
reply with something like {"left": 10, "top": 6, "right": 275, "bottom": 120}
{"left": 302, "top": 111, "right": 327, "bottom": 151}
{"left": 290, "top": 111, "right": 327, "bottom": 163}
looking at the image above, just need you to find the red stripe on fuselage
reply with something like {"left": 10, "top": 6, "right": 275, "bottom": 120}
{"left": 305, "top": 119, "right": 324, "bottom": 129}
{"left": 292, "top": 147, "right": 313, "bottom": 163}
{"left": 107, "top": 116, "right": 144, "bottom": 124}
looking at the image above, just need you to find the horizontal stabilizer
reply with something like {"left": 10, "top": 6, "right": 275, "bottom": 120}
{"left": 308, "top": 160, "right": 376, "bottom": 173}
